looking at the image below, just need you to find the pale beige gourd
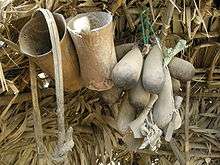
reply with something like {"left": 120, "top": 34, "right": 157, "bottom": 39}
{"left": 169, "top": 57, "right": 195, "bottom": 81}
{"left": 142, "top": 45, "right": 165, "bottom": 94}
{"left": 112, "top": 47, "right": 143, "bottom": 89}
{"left": 129, "top": 94, "right": 158, "bottom": 138}
{"left": 117, "top": 95, "right": 136, "bottom": 134}
{"left": 153, "top": 67, "right": 175, "bottom": 128}
{"left": 115, "top": 43, "right": 135, "bottom": 61}
{"left": 128, "top": 80, "right": 150, "bottom": 110}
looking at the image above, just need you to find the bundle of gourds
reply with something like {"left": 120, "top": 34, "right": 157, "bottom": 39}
{"left": 102, "top": 42, "right": 196, "bottom": 151}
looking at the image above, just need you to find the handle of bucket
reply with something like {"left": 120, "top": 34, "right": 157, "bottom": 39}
{"left": 34, "top": 8, "right": 66, "bottom": 149}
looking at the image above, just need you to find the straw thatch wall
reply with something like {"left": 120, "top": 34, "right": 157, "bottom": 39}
{"left": 0, "top": 0, "right": 220, "bottom": 164}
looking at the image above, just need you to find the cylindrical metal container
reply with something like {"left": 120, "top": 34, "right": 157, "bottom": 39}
{"left": 19, "top": 12, "right": 81, "bottom": 92}
{"left": 67, "top": 12, "right": 117, "bottom": 91}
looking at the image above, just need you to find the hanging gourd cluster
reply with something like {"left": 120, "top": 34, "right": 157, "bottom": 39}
{"left": 103, "top": 42, "right": 195, "bottom": 151}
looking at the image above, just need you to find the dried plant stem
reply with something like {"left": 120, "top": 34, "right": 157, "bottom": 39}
{"left": 194, "top": 32, "right": 220, "bottom": 39}
{"left": 29, "top": 59, "right": 45, "bottom": 164}
{"left": 191, "top": 92, "right": 220, "bottom": 98}
{"left": 108, "top": 0, "right": 123, "bottom": 14}
{"left": 0, "top": 34, "right": 20, "bottom": 53}
{"left": 0, "top": 62, "right": 8, "bottom": 91}
{"left": 185, "top": 81, "right": 191, "bottom": 165}
{"left": 0, "top": 88, "right": 54, "bottom": 105}
{"left": 149, "top": 0, "right": 155, "bottom": 21}
{"left": 138, "top": 149, "right": 220, "bottom": 158}
{"left": 170, "top": 139, "right": 185, "bottom": 165}
{"left": 185, "top": 7, "right": 191, "bottom": 39}
{"left": 122, "top": 1, "right": 135, "bottom": 31}
{"left": 160, "top": 0, "right": 176, "bottom": 44}
{"left": 46, "top": 0, "right": 55, "bottom": 10}
{"left": 168, "top": 0, "right": 180, "bottom": 13}
{"left": 0, "top": 81, "right": 19, "bottom": 119}
{"left": 191, "top": 0, "right": 211, "bottom": 38}
{"left": 208, "top": 50, "right": 220, "bottom": 81}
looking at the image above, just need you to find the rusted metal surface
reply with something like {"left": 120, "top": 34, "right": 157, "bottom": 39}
{"left": 19, "top": 12, "right": 81, "bottom": 92}
{"left": 67, "top": 12, "right": 117, "bottom": 91}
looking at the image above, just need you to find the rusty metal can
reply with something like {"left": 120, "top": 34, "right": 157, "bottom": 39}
{"left": 67, "top": 12, "right": 117, "bottom": 91}
{"left": 19, "top": 12, "right": 81, "bottom": 92}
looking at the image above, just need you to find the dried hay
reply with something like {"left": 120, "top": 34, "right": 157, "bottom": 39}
{"left": 0, "top": 0, "right": 220, "bottom": 164}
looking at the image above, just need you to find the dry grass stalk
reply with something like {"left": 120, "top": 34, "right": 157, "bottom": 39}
{"left": 29, "top": 59, "right": 45, "bottom": 164}
{"left": 185, "top": 81, "right": 191, "bottom": 165}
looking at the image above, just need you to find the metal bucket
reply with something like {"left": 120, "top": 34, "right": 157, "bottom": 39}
{"left": 67, "top": 12, "right": 117, "bottom": 91}
{"left": 19, "top": 11, "right": 81, "bottom": 92}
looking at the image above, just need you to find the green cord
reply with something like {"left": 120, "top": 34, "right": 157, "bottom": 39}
{"left": 141, "top": 11, "right": 148, "bottom": 44}
{"left": 140, "top": 9, "right": 160, "bottom": 45}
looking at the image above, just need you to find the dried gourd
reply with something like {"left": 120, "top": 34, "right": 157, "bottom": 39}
{"left": 115, "top": 43, "right": 135, "bottom": 61}
{"left": 153, "top": 67, "right": 175, "bottom": 128}
{"left": 112, "top": 47, "right": 143, "bottom": 89}
{"left": 128, "top": 80, "right": 150, "bottom": 110}
{"left": 142, "top": 45, "right": 165, "bottom": 94}
{"left": 117, "top": 95, "right": 136, "bottom": 134}
{"left": 169, "top": 57, "right": 195, "bottom": 81}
